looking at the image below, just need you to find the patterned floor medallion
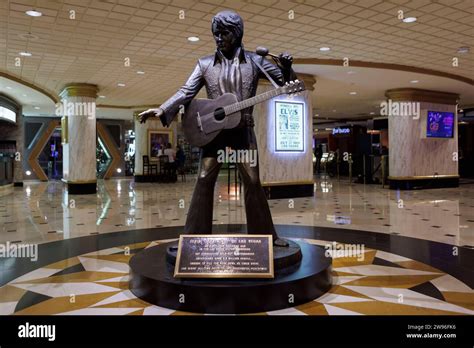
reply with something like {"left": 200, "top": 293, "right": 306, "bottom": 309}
{"left": 1, "top": 238, "right": 473, "bottom": 316}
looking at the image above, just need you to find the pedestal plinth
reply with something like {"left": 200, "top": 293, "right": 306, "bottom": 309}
{"left": 129, "top": 240, "right": 332, "bottom": 314}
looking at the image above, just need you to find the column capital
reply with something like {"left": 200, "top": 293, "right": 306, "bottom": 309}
{"left": 259, "top": 73, "right": 316, "bottom": 91}
{"left": 385, "top": 88, "right": 459, "bottom": 105}
{"left": 59, "top": 83, "right": 99, "bottom": 99}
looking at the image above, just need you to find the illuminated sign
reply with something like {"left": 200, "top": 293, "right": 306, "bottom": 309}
{"left": 275, "top": 101, "right": 304, "bottom": 152}
{"left": 332, "top": 128, "right": 350, "bottom": 135}
{"left": 0, "top": 106, "right": 16, "bottom": 123}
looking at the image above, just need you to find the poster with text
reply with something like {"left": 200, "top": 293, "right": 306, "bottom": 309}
{"left": 275, "top": 101, "right": 304, "bottom": 152}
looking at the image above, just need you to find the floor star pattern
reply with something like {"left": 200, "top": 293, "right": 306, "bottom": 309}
{"left": 1, "top": 238, "right": 473, "bottom": 316}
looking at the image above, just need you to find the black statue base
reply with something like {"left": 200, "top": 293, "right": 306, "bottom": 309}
{"left": 129, "top": 240, "right": 332, "bottom": 314}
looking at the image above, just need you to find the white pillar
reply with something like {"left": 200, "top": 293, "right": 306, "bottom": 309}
{"left": 60, "top": 83, "right": 98, "bottom": 194}
{"left": 253, "top": 74, "right": 316, "bottom": 198}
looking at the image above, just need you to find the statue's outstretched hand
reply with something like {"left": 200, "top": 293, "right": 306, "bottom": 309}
{"left": 138, "top": 108, "right": 164, "bottom": 124}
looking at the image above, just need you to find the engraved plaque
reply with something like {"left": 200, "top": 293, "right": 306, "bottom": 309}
{"left": 174, "top": 234, "right": 274, "bottom": 278}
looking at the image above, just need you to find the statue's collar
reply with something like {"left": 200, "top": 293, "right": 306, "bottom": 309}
{"left": 213, "top": 46, "right": 247, "bottom": 65}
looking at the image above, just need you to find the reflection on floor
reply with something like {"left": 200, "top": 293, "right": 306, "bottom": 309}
{"left": 1, "top": 176, "right": 473, "bottom": 315}
{"left": 0, "top": 176, "right": 474, "bottom": 247}
{"left": 2, "top": 237, "right": 473, "bottom": 316}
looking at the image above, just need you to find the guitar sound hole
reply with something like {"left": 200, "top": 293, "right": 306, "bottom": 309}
{"left": 214, "top": 107, "right": 226, "bottom": 121}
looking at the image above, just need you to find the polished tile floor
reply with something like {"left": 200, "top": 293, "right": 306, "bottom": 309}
{"left": 3, "top": 237, "right": 473, "bottom": 316}
{"left": 1, "top": 175, "right": 473, "bottom": 315}
{"left": 1, "top": 175, "right": 474, "bottom": 247}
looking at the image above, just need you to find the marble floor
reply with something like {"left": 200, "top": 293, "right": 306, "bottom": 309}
{"left": 1, "top": 175, "right": 473, "bottom": 316}
{"left": 2, "top": 236, "right": 473, "bottom": 316}
{"left": 0, "top": 175, "right": 473, "bottom": 247}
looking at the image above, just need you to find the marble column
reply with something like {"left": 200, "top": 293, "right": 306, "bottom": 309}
{"left": 254, "top": 73, "right": 316, "bottom": 198}
{"left": 59, "top": 83, "right": 99, "bottom": 194}
{"left": 0, "top": 95, "right": 23, "bottom": 186}
{"left": 134, "top": 111, "right": 178, "bottom": 181}
{"left": 386, "top": 88, "right": 459, "bottom": 189}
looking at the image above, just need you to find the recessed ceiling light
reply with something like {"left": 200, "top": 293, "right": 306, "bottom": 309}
{"left": 19, "top": 51, "right": 32, "bottom": 56}
{"left": 402, "top": 17, "right": 417, "bottom": 23}
{"left": 117, "top": 83, "right": 126, "bottom": 87}
{"left": 410, "top": 80, "right": 419, "bottom": 84}
{"left": 34, "top": 106, "right": 40, "bottom": 110}
{"left": 6, "top": 86, "right": 12, "bottom": 90}
{"left": 370, "top": 112, "right": 375, "bottom": 115}
{"left": 347, "top": 71, "right": 356, "bottom": 74}
{"left": 98, "top": 95, "right": 106, "bottom": 98}
{"left": 136, "top": 71, "right": 145, "bottom": 75}
{"left": 187, "top": 36, "right": 200, "bottom": 42}
{"left": 25, "top": 170, "right": 32, "bottom": 176}
{"left": 22, "top": 94, "right": 27, "bottom": 97}
{"left": 26, "top": 10, "right": 42, "bottom": 17}
{"left": 314, "top": 114, "right": 319, "bottom": 117}
{"left": 457, "top": 47, "right": 470, "bottom": 54}
{"left": 319, "top": 47, "right": 331, "bottom": 51}
{"left": 349, "top": 91, "right": 357, "bottom": 95}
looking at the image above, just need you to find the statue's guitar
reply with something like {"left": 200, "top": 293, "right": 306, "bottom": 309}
{"left": 182, "top": 80, "right": 305, "bottom": 147}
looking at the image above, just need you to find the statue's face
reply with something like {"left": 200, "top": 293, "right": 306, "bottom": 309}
{"left": 212, "top": 24, "right": 237, "bottom": 55}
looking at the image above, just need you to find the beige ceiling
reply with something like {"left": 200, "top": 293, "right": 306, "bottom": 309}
{"left": 297, "top": 64, "right": 474, "bottom": 120}
{"left": 0, "top": 0, "right": 473, "bottom": 116}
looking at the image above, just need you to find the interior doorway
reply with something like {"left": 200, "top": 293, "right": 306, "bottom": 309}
{"left": 38, "top": 127, "right": 63, "bottom": 180}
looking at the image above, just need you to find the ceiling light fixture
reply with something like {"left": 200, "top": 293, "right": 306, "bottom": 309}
{"left": 136, "top": 71, "right": 145, "bottom": 75}
{"left": 402, "top": 17, "right": 417, "bottom": 23}
{"left": 6, "top": 86, "right": 12, "bottom": 90}
{"left": 117, "top": 83, "right": 126, "bottom": 87}
{"left": 187, "top": 36, "right": 200, "bottom": 42}
{"left": 319, "top": 47, "right": 331, "bottom": 51}
{"left": 349, "top": 91, "right": 357, "bottom": 95}
{"left": 410, "top": 80, "right": 419, "bottom": 84}
{"left": 26, "top": 10, "right": 42, "bottom": 17}
{"left": 34, "top": 106, "right": 40, "bottom": 110}
{"left": 457, "top": 47, "right": 470, "bottom": 54}
{"left": 19, "top": 51, "right": 32, "bottom": 56}
{"left": 98, "top": 95, "right": 106, "bottom": 98}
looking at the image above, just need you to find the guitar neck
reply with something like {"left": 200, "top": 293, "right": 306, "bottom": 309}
{"left": 223, "top": 87, "right": 284, "bottom": 115}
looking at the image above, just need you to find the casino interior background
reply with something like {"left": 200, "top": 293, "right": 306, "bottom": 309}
{"left": 0, "top": 0, "right": 474, "bottom": 317}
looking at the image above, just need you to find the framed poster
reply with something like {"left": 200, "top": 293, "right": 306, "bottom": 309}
{"left": 148, "top": 129, "right": 173, "bottom": 160}
{"left": 275, "top": 100, "right": 304, "bottom": 152}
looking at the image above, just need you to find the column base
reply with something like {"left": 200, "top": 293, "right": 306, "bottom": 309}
{"left": 263, "top": 181, "right": 314, "bottom": 199}
{"left": 62, "top": 179, "right": 97, "bottom": 194}
{"left": 388, "top": 175, "right": 459, "bottom": 190}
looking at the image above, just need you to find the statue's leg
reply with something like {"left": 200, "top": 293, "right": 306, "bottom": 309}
{"left": 184, "top": 156, "right": 222, "bottom": 234}
{"left": 237, "top": 152, "right": 279, "bottom": 242}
